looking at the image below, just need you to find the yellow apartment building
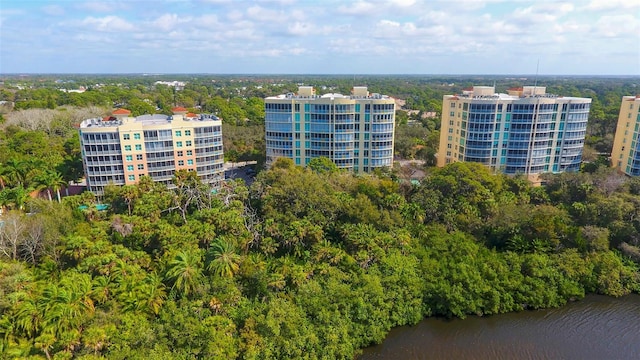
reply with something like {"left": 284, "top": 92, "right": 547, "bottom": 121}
{"left": 437, "top": 86, "right": 591, "bottom": 181}
{"left": 611, "top": 96, "right": 640, "bottom": 175}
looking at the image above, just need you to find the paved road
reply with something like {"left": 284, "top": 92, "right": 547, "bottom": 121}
{"left": 224, "top": 161, "right": 258, "bottom": 185}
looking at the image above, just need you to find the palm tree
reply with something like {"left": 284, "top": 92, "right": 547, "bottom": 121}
{"left": 141, "top": 273, "right": 166, "bottom": 315}
{"left": 165, "top": 249, "right": 204, "bottom": 297}
{"left": 2, "top": 158, "right": 27, "bottom": 188}
{"left": 39, "top": 274, "right": 95, "bottom": 338}
{"left": 90, "top": 275, "right": 112, "bottom": 305}
{"left": 34, "top": 170, "right": 66, "bottom": 202}
{"left": 34, "top": 332, "right": 56, "bottom": 360}
{"left": 13, "top": 297, "right": 42, "bottom": 338}
{"left": 0, "top": 162, "right": 7, "bottom": 190}
{"left": 120, "top": 185, "right": 138, "bottom": 216}
{"left": 7, "top": 185, "right": 30, "bottom": 211}
{"left": 58, "top": 156, "right": 84, "bottom": 195}
{"left": 50, "top": 171, "right": 67, "bottom": 203}
{"left": 0, "top": 189, "right": 9, "bottom": 213}
{"left": 206, "top": 238, "right": 241, "bottom": 278}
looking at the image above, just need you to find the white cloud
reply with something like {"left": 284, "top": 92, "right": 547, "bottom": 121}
{"left": 198, "top": 14, "right": 223, "bottom": 27}
{"left": 288, "top": 46, "right": 307, "bottom": 55}
{"left": 150, "top": 13, "right": 193, "bottom": 32}
{"left": 1, "top": 0, "right": 637, "bottom": 74}
{"left": 227, "top": 10, "right": 243, "bottom": 21}
{"left": 256, "top": 0, "right": 297, "bottom": 5}
{"left": 553, "top": 20, "right": 589, "bottom": 35}
{"left": 199, "top": 0, "right": 233, "bottom": 3}
{"left": 337, "top": 1, "right": 377, "bottom": 16}
{"left": 288, "top": 22, "right": 313, "bottom": 36}
{"left": 593, "top": 15, "right": 640, "bottom": 37}
{"left": 586, "top": 0, "right": 640, "bottom": 11}
{"left": 246, "top": 5, "right": 280, "bottom": 21}
{"left": 81, "top": 16, "right": 135, "bottom": 32}
{"left": 389, "top": 0, "right": 416, "bottom": 7}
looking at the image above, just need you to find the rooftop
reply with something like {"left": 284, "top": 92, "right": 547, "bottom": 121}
{"left": 80, "top": 112, "right": 220, "bottom": 129}
{"left": 449, "top": 86, "right": 592, "bottom": 101}
{"left": 112, "top": 108, "right": 131, "bottom": 115}
{"left": 266, "top": 86, "right": 391, "bottom": 101}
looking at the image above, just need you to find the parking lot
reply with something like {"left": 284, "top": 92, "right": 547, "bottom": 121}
{"left": 224, "top": 161, "right": 258, "bottom": 185}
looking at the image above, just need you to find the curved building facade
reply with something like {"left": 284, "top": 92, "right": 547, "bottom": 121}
{"left": 438, "top": 86, "right": 590, "bottom": 180}
{"left": 79, "top": 108, "right": 224, "bottom": 195}
{"left": 265, "top": 86, "right": 395, "bottom": 172}
{"left": 612, "top": 96, "right": 640, "bottom": 176}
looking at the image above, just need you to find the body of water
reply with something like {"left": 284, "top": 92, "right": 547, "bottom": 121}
{"left": 360, "top": 295, "right": 640, "bottom": 359}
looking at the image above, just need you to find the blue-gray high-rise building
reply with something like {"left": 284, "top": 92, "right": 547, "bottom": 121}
{"left": 264, "top": 86, "right": 395, "bottom": 172}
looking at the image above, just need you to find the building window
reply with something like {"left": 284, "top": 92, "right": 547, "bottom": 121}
{"left": 124, "top": 145, "right": 131, "bottom": 151}
{"left": 128, "top": 175, "right": 135, "bottom": 181}
{"left": 137, "top": 164, "right": 144, "bottom": 170}
{"left": 175, "top": 130, "right": 182, "bottom": 137}
{"left": 126, "top": 155, "right": 133, "bottom": 161}
{"left": 178, "top": 160, "right": 184, "bottom": 166}
{"left": 177, "top": 151, "right": 184, "bottom": 156}
{"left": 136, "top": 154, "right": 143, "bottom": 160}
{"left": 135, "top": 144, "right": 142, "bottom": 151}
{"left": 134, "top": 133, "right": 141, "bottom": 140}
{"left": 186, "top": 140, "right": 192, "bottom": 147}
{"left": 185, "top": 130, "right": 191, "bottom": 136}
{"left": 187, "top": 159, "right": 193, "bottom": 165}
{"left": 123, "top": 134, "right": 130, "bottom": 140}
{"left": 176, "top": 141, "right": 183, "bottom": 148}
{"left": 186, "top": 150, "right": 193, "bottom": 156}
{"left": 127, "top": 165, "right": 134, "bottom": 171}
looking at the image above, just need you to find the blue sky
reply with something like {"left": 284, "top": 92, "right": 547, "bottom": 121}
{"left": 1, "top": 0, "right": 638, "bottom": 75}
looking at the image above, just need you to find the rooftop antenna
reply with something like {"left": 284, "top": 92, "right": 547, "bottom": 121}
{"left": 533, "top": 58, "right": 540, "bottom": 91}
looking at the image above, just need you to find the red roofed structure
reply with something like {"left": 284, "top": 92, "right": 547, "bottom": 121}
{"left": 172, "top": 106, "right": 188, "bottom": 114}
{"left": 112, "top": 108, "right": 131, "bottom": 115}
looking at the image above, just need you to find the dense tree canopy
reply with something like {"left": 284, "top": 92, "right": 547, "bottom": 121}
{"left": 1, "top": 75, "right": 639, "bottom": 359}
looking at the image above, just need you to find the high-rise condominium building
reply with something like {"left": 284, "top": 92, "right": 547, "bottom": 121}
{"left": 79, "top": 107, "right": 224, "bottom": 195}
{"left": 264, "top": 86, "right": 395, "bottom": 172}
{"left": 611, "top": 95, "right": 640, "bottom": 176}
{"left": 437, "top": 86, "right": 591, "bottom": 180}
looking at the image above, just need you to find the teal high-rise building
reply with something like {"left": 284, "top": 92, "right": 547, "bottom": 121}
{"left": 264, "top": 86, "right": 395, "bottom": 172}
